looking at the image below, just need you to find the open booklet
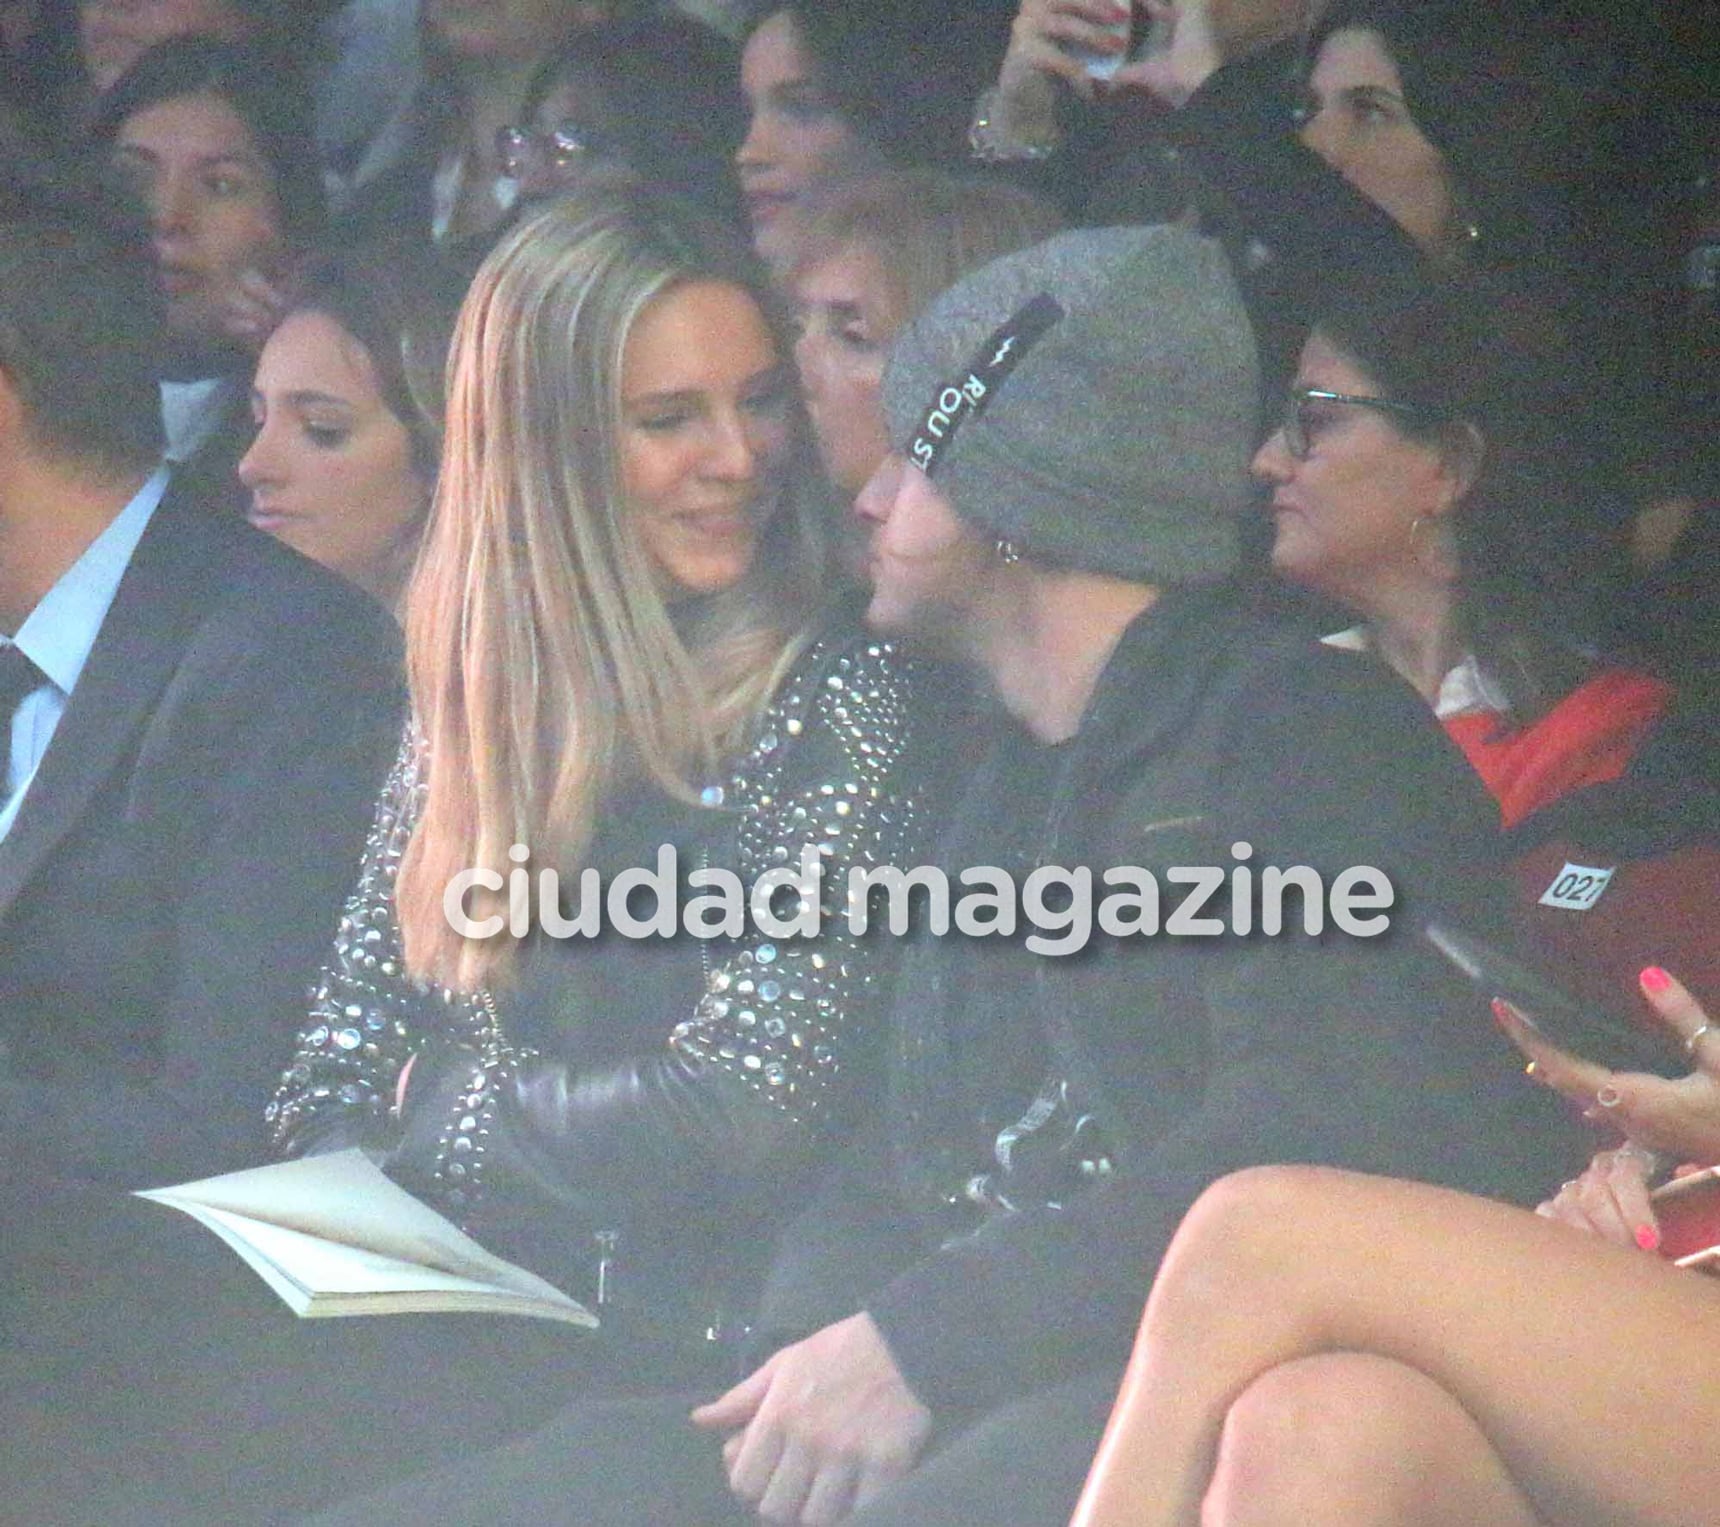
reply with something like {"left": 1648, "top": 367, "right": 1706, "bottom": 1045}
{"left": 136, "top": 1148, "right": 598, "bottom": 1328}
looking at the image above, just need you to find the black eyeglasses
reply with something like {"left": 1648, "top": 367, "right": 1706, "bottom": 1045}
{"left": 495, "top": 121, "right": 612, "bottom": 179}
{"left": 1280, "top": 388, "right": 1431, "bottom": 460}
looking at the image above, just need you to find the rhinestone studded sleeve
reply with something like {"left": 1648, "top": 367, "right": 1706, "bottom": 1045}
{"left": 666, "top": 633, "right": 920, "bottom": 1126}
{"left": 265, "top": 731, "right": 491, "bottom": 1156}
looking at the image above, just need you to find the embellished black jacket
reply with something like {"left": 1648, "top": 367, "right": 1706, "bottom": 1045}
{"left": 268, "top": 624, "right": 938, "bottom": 1338}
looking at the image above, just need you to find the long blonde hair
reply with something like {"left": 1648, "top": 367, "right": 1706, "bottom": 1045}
{"left": 398, "top": 189, "right": 826, "bottom": 990}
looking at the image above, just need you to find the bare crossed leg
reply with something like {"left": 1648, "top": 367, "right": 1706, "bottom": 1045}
{"left": 1071, "top": 1164, "right": 1720, "bottom": 1527}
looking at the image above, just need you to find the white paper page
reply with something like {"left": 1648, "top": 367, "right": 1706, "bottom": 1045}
{"left": 150, "top": 1202, "right": 596, "bottom": 1324}
{"left": 137, "top": 1151, "right": 586, "bottom": 1311}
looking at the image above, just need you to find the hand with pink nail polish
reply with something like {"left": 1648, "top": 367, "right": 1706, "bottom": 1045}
{"left": 1533, "top": 1144, "right": 1661, "bottom": 1250}
{"left": 1498, "top": 969, "right": 1720, "bottom": 1166}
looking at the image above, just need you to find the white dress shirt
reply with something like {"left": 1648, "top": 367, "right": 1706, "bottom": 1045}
{"left": 0, "top": 464, "right": 171, "bottom": 840}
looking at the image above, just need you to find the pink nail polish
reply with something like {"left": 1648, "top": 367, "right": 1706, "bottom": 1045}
{"left": 1641, "top": 967, "right": 1672, "bottom": 994}
{"left": 1636, "top": 1225, "right": 1661, "bottom": 1252}
{"left": 1491, "top": 997, "right": 1514, "bottom": 1026}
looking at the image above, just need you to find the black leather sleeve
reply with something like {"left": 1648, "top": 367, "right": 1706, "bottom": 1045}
{"left": 388, "top": 1046, "right": 797, "bottom": 1230}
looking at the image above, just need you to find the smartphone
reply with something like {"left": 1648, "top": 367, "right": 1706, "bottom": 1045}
{"left": 1070, "top": 8, "right": 1177, "bottom": 82}
{"left": 1068, "top": 8, "right": 1134, "bottom": 81}
{"left": 1423, "top": 921, "right": 1681, "bottom": 1078}
{"left": 1652, "top": 1167, "right": 1720, "bottom": 1271}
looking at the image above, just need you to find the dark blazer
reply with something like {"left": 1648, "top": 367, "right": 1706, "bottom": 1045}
{"left": 0, "top": 476, "right": 403, "bottom": 1187}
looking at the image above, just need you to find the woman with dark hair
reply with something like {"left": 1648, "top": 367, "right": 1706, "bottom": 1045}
{"left": 735, "top": 2, "right": 1013, "bottom": 264}
{"left": 333, "top": 0, "right": 712, "bottom": 252}
{"left": 240, "top": 249, "right": 467, "bottom": 608}
{"left": 984, "top": 0, "right": 1686, "bottom": 517}
{"left": 1251, "top": 275, "right": 1720, "bottom": 1022}
{"left": 495, "top": 11, "right": 744, "bottom": 225}
{"left": 92, "top": 33, "right": 325, "bottom": 506}
{"left": 1155, "top": 0, "right": 1680, "bottom": 505}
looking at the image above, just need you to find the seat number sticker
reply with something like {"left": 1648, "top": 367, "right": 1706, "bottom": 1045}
{"left": 1538, "top": 863, "right": 1615, "bottom": 911}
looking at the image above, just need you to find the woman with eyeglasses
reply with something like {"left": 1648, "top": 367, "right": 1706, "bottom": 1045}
{"left": 334, "top": 1, "right": 736, "bottom": 252}
{"left": 493, "top": 13, "right": 743, "bottom": 226}
{"left": 995, "top": 0, "right": 1686, "bottom": 519}
{"left": 1250, "top": 274, "right": 1720, "bottom": 1031}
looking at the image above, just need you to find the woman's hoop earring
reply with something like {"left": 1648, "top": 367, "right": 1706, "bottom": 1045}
{"left": 995, "top": 538, "right": 1022, "bottom": 565}
{"left": 1407, "top": 513, "right": 1451, "bottom": 573}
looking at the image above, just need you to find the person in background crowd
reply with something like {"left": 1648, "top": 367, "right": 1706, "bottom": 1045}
{"left": 76, "top": 0, "right": 313, "bottom": 97}
{"left": 0, "top": 170, "right": 399, "bottom": 1190}
{"left": 240, "top": 248, "right": 468, "bottom": 610}
{"left": 496, "top": 11, "right": 743, "bottom": 225}
{"left": 1134, "top": 0, "right": 1682, "bottom": 515}
{"left": 1072, "top": 966, "right": 1720, "bottom": 1527}
{"left": 968, "top": 0, "right": 1307, "bottom": 222}
{"left": 735, "top": 1, "right": 1013, "bottom": 267}
{"left": 1252, "top": 275, "right": 1720, "bottom": 1023}
{"left": 413, "top": 0, "right": 616, "bottom": 247}
{"left": 92, "top": 34, "right": 326, "bottom": 511}
{"left": 335, "top": 0, "right": 725, "bottom": 251}
{"left": 978, "top": 0, "right": 1688, "bottom": 538}
{"left": 779, "top": 168, "right": 1061, "bottom": 499}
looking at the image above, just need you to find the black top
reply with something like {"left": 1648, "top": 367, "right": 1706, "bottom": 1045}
{"left": 760, "top": 584, "right": 1588, "bottom": 1417}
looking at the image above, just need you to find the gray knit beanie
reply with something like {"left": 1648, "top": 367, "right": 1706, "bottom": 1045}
{"left": 882, "top": 224, "right": 1259, "bottom": 583}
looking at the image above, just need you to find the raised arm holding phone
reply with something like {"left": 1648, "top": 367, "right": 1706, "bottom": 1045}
{"left": 1071, "top": 965, "right": 1720, "bottom": 1527}
{"left": 971, "top": 0, "right": 1303, "bottom": 162}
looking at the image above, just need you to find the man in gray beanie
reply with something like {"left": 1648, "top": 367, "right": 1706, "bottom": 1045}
{"left": 886, "top": 222, "right": 1257, "bottom": 587}
{"left": 683, "top": 223, "right": 1580, "bottom": 1526}
{"left": 298, "top": 227, "right": 1582, "bottom": 1527}
{"left": 681, "top": 223, "right": 1575, "bottom": 1527}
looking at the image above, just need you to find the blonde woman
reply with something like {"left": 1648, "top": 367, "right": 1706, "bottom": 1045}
{"left": 269, "top": 186, "right": 932, "bottom": 1379}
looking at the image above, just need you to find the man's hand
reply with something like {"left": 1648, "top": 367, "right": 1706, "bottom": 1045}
{"left": 690, "top": 1313, "right": 932, "bottom": 1525}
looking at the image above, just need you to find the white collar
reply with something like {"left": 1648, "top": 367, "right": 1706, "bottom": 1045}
{"left": 11, "top": 464, "right": 171, "bottom": 696}
{"left": 1319, "top": 626, "right": 1510, "bottom": 720}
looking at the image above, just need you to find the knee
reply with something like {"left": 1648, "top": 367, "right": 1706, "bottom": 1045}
{"left": 1200, "top": 1354, "right": 1433, "bottom": 1527}
{"left": 1175, "top": 1165, "right": 1336, "bottom": 1253}
{"left": 1145, "top": 1166, "right": 1343, "bottom": 1332}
